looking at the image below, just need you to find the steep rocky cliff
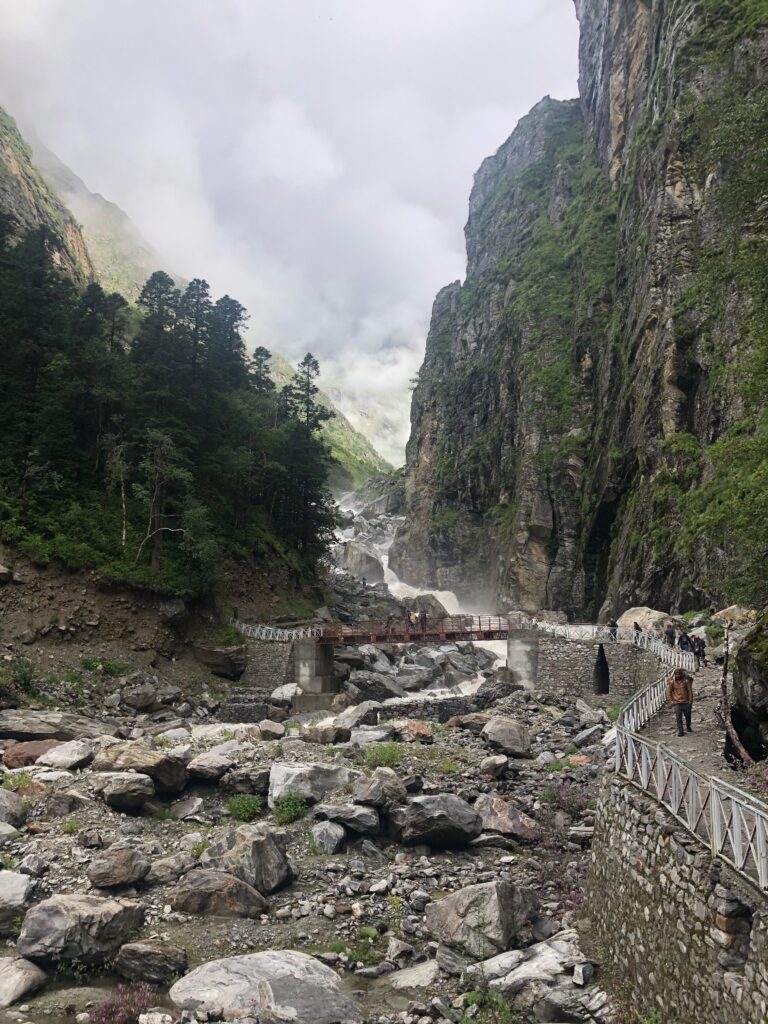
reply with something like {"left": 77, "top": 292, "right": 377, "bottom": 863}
{"left": 0, "top": 108, "right": 92, "bottom": 285}
{"left": 392, "top": 0, "right": 768, "bottom": 616}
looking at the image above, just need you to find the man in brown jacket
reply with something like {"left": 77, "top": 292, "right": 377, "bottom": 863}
{"left": 667, "top": 667, "right": 694, "bottom": 736}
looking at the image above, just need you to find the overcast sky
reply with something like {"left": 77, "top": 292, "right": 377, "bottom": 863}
{"left": 0, "top": 0, "right": 579, "bottom": 464}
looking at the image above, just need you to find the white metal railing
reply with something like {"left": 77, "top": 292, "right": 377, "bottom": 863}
{"left": 229, "top": 618, "right": 323, "bottom": 642}
{"left": 516, "top": 617, "right": 695, "bottom": 672}
{"left": 616, "top": 673, "right": 768, "bottom": 890}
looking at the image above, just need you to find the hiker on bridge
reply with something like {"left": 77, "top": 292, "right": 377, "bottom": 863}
{"left": 692, "top": 634, "right": 707, "bottom": 671}
{"left": 419, "top": 609, "right": 427, "bottom": 633}
{"left": 664, "top": 622, "right": 676, "bottom": 647}
{"left": 667, "top": 666, "right": 694, "bottom": 736}
{"left": 607, "top": 619, "right": 619, "bottom": 641}
{"left": 632, "top": 621, "right": 642, "bottom": 643}
{"left": 678, "top": 629, "right": 692, "bottom": 654}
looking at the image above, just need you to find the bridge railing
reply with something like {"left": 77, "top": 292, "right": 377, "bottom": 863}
{"left": 229, "top": 618, "right": 323, "bottom": 642}
{"left": 616, "top": 673, "right": 768, "bottom": 890}
{"left": 519, "top": 618, "right": 695, "bottom": 672}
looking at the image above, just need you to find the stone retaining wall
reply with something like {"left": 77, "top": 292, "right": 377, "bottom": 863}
{"left": 508, "top": 631, "right": 662, "bottom": 704}
{"left": 586, "top": 776, "right": 768, "bottom": 1024}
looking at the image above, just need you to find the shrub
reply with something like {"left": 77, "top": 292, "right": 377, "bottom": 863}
{"left": 91, "top": 983, "right": 160, "bottom": 1024}
{"left": 272, "top": 792, "right": 307, "bottom": 825}
{"left": 228, "top": 794, "right": 263, "bottom": 822}
{"left": 190, "top": 839, "right": 209, "bottom": 859}
{"left": 80, "top": 656, "right": 128, "bottom": 677}
{"left": 152, "top": 735, "right": 172, "bottom": 749}
{"left": 362, "top": 742, "right": 401, "bottom": 769}
{"left": 62, "top": 820, "right": 78, "bottom": 835}
{"left": 439, "top": 758, "right": 461, "bottom": 774}
{"left": 2, "top": 772, "right": 33, "bottom": 792}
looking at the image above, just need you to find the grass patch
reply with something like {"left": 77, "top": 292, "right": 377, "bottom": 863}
{"left": 2, "top": 772, "right": 33, "bottom": 791}
{"left": 228, "top": 794, "right": 263, "bottom": 822}
{"left": 362, "top": 742, "right": 401, "bottom": 769}
{"left": 190, "top": 839, "right": 209, "bottom": 859}
{"left": 62, "top": 820, "right": 78, "bottom": 835}
{"left": 272, "top": 792, "right": 307, "bottom": 825}
{"left": 80, "top": 656, "right": 128, "bottom": 677}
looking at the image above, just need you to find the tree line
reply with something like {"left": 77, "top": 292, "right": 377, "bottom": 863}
{"left": 0, "top": 218, "right": 337, "bottom": 596}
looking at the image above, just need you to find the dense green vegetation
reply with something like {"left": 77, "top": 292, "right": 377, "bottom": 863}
{"left": 0, "top": 224, "right": 337, "bottom": 596}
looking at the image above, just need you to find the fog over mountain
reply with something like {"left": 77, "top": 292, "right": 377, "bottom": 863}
{"left": 0, "top": 0, "right": 578, "bottom": 464}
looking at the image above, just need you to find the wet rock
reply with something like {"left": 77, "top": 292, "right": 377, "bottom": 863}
{"left": 201, "top": 824, "right": 293, "bottom": 894}
{"left": 268, "top": 762, "right": 359, "bottom": 807}
{"left": 474, "top": 794, "right": 539, "bottom": 841}
{"left": 187, "top": 752, "right": 233, "bottom": 781}
{"left": 92, "top": 742, "right": 188, "bottom": 795}
{"left": 0, "top": 710, "right": 117, "bottom": 742}
{"left": 0, "top": 957, "right": 47, "bottom": 1009}
{"left": 2, "top": 739, "right": 62, "bottom": 768}
{"left": 0, "top": 789, "right": 25, "bottom": 827}
{"left": 91, "top": 771, "right": 155, "bottom": 811}
{"left": 425, "top": 880, "right": 538, "bottom": 958}
{"left": 388, "top": 959, "right": 441, "bottom": 990}
{"left": 314, "top": 803, "right": 380, "bottom": 834}
{"left": 400, "top": 794, "right": 482, "bottom": 848}
{"left": 481, "top": 717, "right": 531, "bottom": 757}
{"left": 36, "top": 739, "right": 95, "bottom": 770}
{"left": 114, "top": 940, "right": 188, "bottom": 984}
{"left": 17, "top": 895, "right": 144, "bottom": 963}
{"left": 170, "top": 869, "right": 268, "bottom": 917}
{"left": 352, "top": 767, "right": 407, "bottom": 810}
{"left": 0, "top": 871, "right": 35, "bottom": 936}
{"left": 87, "top": 841, "right": 151, "bottom": 888}
{"left": 169, "top": 949, "right": 363, "bottom": 1023}
{"left": 311, "top": 820, "right": 346, "bottom": 855}
{"left": 348, "top": 670, "right": 406, "bottom": 702}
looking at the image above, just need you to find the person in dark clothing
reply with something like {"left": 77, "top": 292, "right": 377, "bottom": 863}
{"left": 693, "top": 635, "right": 707, "bottom": 671}
{"left": 664, "top": 623, "right": 676, "bottom": 647}
{"left": 419, "top": 610, "right": 427, "bottom": 634}
{"left": 678, "top": 630, "right": 692, "bottom": 653}
{"left": 608, "top": 619, "right": 619, "bottom": 641}
{"left": 667, "top": 667, "right": 694, "bottom": 735}
{"left": 632, "top": 621, "right": 642, "bottom": 643}
{"left": 385, "top": 613, "right": 395, "bottom": 635}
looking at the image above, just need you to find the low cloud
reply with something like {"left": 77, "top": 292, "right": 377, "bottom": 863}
{"left": 0, "top": 0, "right": 579, "bottom": 464}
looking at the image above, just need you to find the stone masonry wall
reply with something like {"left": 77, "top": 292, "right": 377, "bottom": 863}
{"left": 508, "top": 633, "right": 662, "bottom": 705}
{"left": 586, "top": 776, "right": 768, "bottom": 1024}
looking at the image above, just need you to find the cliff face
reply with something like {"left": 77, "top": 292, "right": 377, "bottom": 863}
{"left": 0, "top": 108, "right": 92, "bottom": 285}
{"left": 393, "top": 0, "right": 768, "bottom": 616}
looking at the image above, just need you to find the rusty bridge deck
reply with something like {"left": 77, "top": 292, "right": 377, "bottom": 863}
{"left": 316, "top": 615, "right": 511, "bottom": 646}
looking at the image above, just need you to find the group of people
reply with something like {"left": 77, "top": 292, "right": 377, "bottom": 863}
{"left": 383, "top": 610, "right": 428, "bottom": 634}
{"left": 663, "top": 622, "right": 707, "bottom": 670}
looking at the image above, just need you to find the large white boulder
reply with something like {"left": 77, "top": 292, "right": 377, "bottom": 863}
{"left": 268, "top": 762, "right": 359, "bottom": 808}
{"left": 169, "top": 949, "right": 363, "bottom": 1023}
{"left": 0, "top": 957, "right": 46, "bottom": 1008}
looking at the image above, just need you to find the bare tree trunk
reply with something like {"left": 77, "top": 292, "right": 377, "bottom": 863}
{"left": 719, "top": 621, "right": 754, "bottom": 766}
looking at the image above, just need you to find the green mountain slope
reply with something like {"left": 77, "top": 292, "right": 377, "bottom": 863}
{"left": 269, "top": 353, "right": 392, "bottom": 494}
{"left": 28, "top": 133, "right": 184, "bottom": 301}
{"left": 0, "top": 108, "right": 92, "bottom": 285}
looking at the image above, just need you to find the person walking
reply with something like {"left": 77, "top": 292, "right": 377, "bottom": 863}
{"left": 693, "top": 634, "right": 707, "bottom": 671}
{"left": 632, "top": 621, "right": 642, "bottom": 644}
{"left": 419, "top": 609, "right": 427, "bottom": 634}
{"left": 667, "top": 667, "right": 694, "bottom": 736}
{"left": 664, "top": 622, "right": 676, "bottom": 647}
{"left": 678, "top": 629, "right": 692, "bottom": 654}
{"left": 608, "top": 619, "right": 619, "bottom": 642}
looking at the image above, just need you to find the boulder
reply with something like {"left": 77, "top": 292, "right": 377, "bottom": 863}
{"left": 169, "top": 949, "right": 363, "bottom": 1023}
{"left": 474, "top": 794, "right": 539, "bottom": 841}
{"left": 0, "top": 871, "right": 35, "bottom": 936}
{"left": 221, "top": 766, "right": 271, "bottom": 795}
{"left": 268, "top": 762, "right": 359, "bottom": 808}
{"left": 393, "top": 719, "right": 433, "bottom": 743}
{"left": 2, "top": 739, "right": 61, "bottom": 768}
{"left": 303, "top": 722, "right": 351, "bottom": 745}
{"left": 36, "top": 739, "right": 95, "bottom": 770}
{"left": 336, "top": 541, "right": 384, "bottom": 584}
{"left": 0, "top": 789, "right": 25, "bottom": 827}
{"left": 145, "top": 852, "right": 196, "bottom": 885}
{"left": 480, "top": 717, "right": 531, "bottom": 757}
{"left": 91, "top": 771, "right": 155, "bottom": 811}
{"left": 187, "top": 752, "right": 233, "bottom": 782}
{"left": 425, "top": 880, "right": 538, "bottom": 959}
{"left": 347, "top": 671, "right": 406, "bottom": 703}
{"left": 170, "top": 870, "right": 268, "bottom": 918}
{"left": 616, "top": 607, "right": 669, "bottom": 633}
{"left": 0, "top": 823, "right": 19, "bottom": 846}
{"left": 311, "top": 820, "right": 346, "bottom": 855}
{"left": 388, "top": 959, "right": 440, "bottom": 990}
{"left": 170, "top": 796, "right": 204, "bottom": 820}
{"left": 0, "top": 710, "right": 116, "bottom": 742}
{"left": 192, "top": 643, "right": 247, "bottom": 680}
{"left": 17, "top": 895, "right": 144, "bottom": 963}
{"left": 115, "top": 940, "right": 188, "bottom": 984}
{"left": 572, "top": 724, "right": 603, "bottom": 748}
{"left": 258, "top": 720, "right": 285, "bottom": 741}
{"left": 0, "top": 563, "right": 11, "bottom": 585}
{"left": 400, "top": 795, "right": 482, "bottom": 848}
{"left": 0, "top": 957, "right": 46, "bottom": 1009}
{"left": 200, "top": 824, "right": 293, "bottom": 894}
{"left": 313, "top": 803, "right": 380, "bottom": 834}
{"left": 87, "top": 842, "right": 151, "bottom": 889}
{"left": 351, "top": 767, "right": 407, "bottom": 810}
{"left": 333, "top": 701, "right": 382, "bottom": 729}
{"left": 480, "top": 754, "right": 509, "bottom": 778}
{"left": 92, "top": 742, "right": 187, "bottom": 795}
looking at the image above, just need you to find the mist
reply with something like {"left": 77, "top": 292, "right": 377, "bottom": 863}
{"left": 0, "top": 0, "right": 579, "bottom": 465}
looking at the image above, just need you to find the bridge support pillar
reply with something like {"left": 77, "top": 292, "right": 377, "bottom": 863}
{"left": 292, "top": 641, "right": 338, "bottom": 711}
{"left": 506, "top": 630, "right": 539, "bottom": 690}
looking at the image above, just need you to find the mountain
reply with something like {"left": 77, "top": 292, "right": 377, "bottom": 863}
{"left": 392, "top": 0, "right": 768, "bottom": 616}
{"left": 28, "top": 132, "right": 184, "bottom": 301}
{"left": 268, "top": 353, "right": 392, "bottom": 494}
{"left": 0, "top": 107, "right": 92, "bottom": 285}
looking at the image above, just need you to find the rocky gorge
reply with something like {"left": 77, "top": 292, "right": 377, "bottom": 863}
{"left": 391, "top": 0, "right": 768, "bottom": 619}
